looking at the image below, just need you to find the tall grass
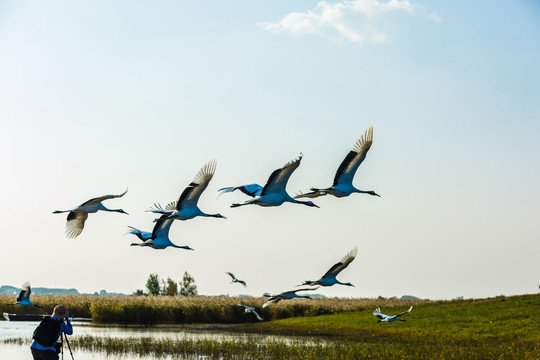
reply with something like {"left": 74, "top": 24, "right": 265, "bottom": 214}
{"left": 0, "top": 294, "right": 421, "bottom": 324}
{"left": 4, "top": 333, "right": 538, "bottom": 359}
{"left": 0, "top": 295, "right": 93, "bottom": 318}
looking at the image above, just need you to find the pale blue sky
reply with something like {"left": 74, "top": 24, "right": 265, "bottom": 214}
{"left": 1, "top": 1, "right": 539, "bottom": 299}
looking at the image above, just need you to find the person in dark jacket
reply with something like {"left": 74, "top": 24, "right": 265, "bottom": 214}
{"left": 30, "top": 305, "right": 73, "bottom": 360}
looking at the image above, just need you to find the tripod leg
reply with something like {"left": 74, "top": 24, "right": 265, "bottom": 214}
{"left": 63, "top": 333, "right": 75, "bottom": 360}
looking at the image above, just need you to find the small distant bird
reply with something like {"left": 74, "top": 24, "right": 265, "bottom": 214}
{"left": 148, "top": 160, "right": 226, "bottom": 220}
{"left": 53, "top": 189, "right": 129, "bottom": 238}
{"left": 12, "top": 282, "right": 42, "bottom": 308}
{"left": 128, "top": 214, "right": 194, "bottom": 250}
{"left": 218, "top": 184, "right": 263, "bottom": 198}
{"left": 231, "top": 154, "right": 319, "bottom": 208}
{"left": 262, "top": 287, "right": 319, "bottom": 308}
{"left": 299, "top": 247, "right": 358, "bottom": 287}
{"left": 373, "top": 306, "right": 413, "bottom": 322}
{"left": 237, "top": 304, "right": 264, "bottom": 321}
{"left": 295, "top": 125, "right": 380, "bottom": 199}
{"left": 226, "top": 272, "right": 247, "bottom": 287}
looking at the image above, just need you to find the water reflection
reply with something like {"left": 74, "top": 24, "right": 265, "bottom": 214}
{"left": 0, "top": 321, "right": 191, "bottom": 359}
{"left": 2, "top": 342, "right": 190, "bottom": 360}
{"left": 0, "top": 320, "right": 307, "bottom": 359}
{"left": 0, "top": 320, "right": 239, "bottom": 340}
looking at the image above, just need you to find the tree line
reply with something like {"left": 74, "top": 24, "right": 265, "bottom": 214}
{"left": 134, "top": 272, "right": 198, "bottom": 296}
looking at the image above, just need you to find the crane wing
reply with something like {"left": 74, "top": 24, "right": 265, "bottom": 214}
{"left": 226, "top": 272, "right": 236, "bottom": 280}
{"left": 333, "top": 125, "right": 373, "bottom": 187}
{"left": 176, "top": 160, "right": 216, "bottom": 210}
{"left": 16, "top": 290, "right": 26, "bottom": 302}
{"left": 322, "top": 247, "right": 358, "bottom": 278}
{"left": 395, "top": 306, "right": 413, "bottom": 317}
{"left": 163, "top": 201, "right": 177, "bottom": 211}
{"left": 80, "top": 188, "right": 128, "bottom": 207}
{"left": 281, "top": 286, "right": 319, "bottom": 296}
{"left": 65, "top": 211, "right": 88, "bottom": 238}
{"left": 151, "top": 214, "right": 175, "bottom": 239}
{"left": 126, "top": 227, "right": 153, "bottom": 242}
{"left": 218, "top": 184, "right": 263, "bottom": 198}
{"left": 261, "top": 154, "right": 303, "bottom": 196}
{"left": 17, "top": 282, "right": 31, "bottom": 301}
{"left": 373, "top": 308, "right": 388, "bottom": 320}
{"left": 262, "top": 297, "right": 280, "bottom": 308}
{"left": 252, "top": 309, "right": 264, "bottom": 321}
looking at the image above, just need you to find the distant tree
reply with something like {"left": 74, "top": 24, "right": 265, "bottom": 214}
{"left": 133, "top": 289, "right": 145, "bottom": 296}
{"left": 160, "top": 279, "right": 168, "bottom": 295}
{"left": 179, "top": 271, "right": 198, "bottom": 296}
{"left": 146, "top": 273, "right": 161, "bottom": 296}
{"left": 165, "top": 277, "right": 178, "bottom": 296}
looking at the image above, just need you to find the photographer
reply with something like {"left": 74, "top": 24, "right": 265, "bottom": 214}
{"left": 30, "top": 305, "right": 73, "bottom": 360}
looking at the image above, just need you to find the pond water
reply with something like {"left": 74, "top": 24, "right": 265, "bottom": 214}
{"left": 2, "top": 342, "right": 185, "bottom": 360}
{"left": 0, "top": 320, "right": 310, "bottom": 359}
{"left": 1, "top": 321, "right": 198, "bottom": 359}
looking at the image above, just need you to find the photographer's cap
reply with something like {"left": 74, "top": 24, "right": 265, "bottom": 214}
{"left": 52, "top": 305, "right": 66, "bottom": 318}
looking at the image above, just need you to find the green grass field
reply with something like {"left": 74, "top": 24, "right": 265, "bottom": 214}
{"left": 253, "top": 294, "right": 539, "bottom": 342}
{"left": 240, "top": 294, "right": 540, "bottom": 359}
{"left": 2, "top": 294, "right": 539, "bottom": 358}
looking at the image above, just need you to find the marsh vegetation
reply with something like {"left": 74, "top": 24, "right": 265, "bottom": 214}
{"left": 0, "top": 294, "right": 418, "bottom": 324}
{"left": 2, "top": 294, "right": 538, "bottom": 359}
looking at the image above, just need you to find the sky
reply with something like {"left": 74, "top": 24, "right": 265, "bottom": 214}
{"left": 0, "top": 0, "right": 539, "bottom": 300}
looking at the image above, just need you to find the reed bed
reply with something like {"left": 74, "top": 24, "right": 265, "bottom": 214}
{"left": 0, "top": 294, "right": 423, "bottom": 325}
{"left": 0, "top": 294, "right": 93, "bottom": 318}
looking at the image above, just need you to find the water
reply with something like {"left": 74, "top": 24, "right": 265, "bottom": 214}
{"left": 3, "top": 342, "right": 183, "bottom": 360}
{"left": 0, "top": 321, "right": 198, "bottom": 359}
{"left": 0, "top": 320, "right": 311, "bottom": 359}
{"left": 0, "top": 320, "right": 254, "bottom": 340}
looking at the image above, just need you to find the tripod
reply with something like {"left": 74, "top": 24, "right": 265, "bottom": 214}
{"left": 60, "top": 332, "right": 75, "bottom": 360}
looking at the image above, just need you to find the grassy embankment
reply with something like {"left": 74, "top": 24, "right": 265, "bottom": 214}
{"left": 2, "top": 294, "right": 539, "bottom": 359}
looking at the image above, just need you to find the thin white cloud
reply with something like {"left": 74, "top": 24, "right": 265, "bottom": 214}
{"left": 428, "top": 12, "right": 442, "bottom": 23}
{"left": 260, "top": 0, "right": 439, "bottom": 45}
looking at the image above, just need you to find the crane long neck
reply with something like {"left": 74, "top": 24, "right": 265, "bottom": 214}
{"left": 106, "top": 208, "right": 127, "bottom": 214}
{"left": 206, "top": 213, "right": 225, "bottom": 219}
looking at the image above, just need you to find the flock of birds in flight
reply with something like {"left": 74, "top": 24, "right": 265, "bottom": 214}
{"left": 14, "top": 125, "right": 413, "bottom": 322}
